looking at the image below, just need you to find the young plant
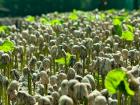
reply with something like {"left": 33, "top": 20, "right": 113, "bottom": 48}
{"left": 105, "top": 68, "right": 135, "bottom": 105}
{"left": 0, "top": 40, "right": 15, "bottom": 79}
{"left": 0, "top": 40, "right": 15, "bottom": 52}
{"left": 25, "top": 16, "right": 35, "bottom": 23}
{"left": 55, "top": 52, "right": 72, "bottom": 73}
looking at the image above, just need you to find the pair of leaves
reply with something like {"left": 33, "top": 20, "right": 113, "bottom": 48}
{"left": 113, "top": 18, "right": 134, "bottom": 41}
{"left": 0, "top": 40, "right": 15, "bottom": 52}
{"left": 55, "top": 53, "right": 72, "bottom": 65}
{"left": 105, "top": 69, "right": 134, "bottom": 96}
{"left": 39, "top": 17, "right": 62, "bottom": 25}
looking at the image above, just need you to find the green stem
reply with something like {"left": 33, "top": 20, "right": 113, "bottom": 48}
{"left": 0, "top": 84, "right": 2, "bottom": 104}
{"left": 2, "top": 87, "right": 4, "bottom": 105}
{"left": 117, "top": 91, "right": 122, "bottom": 105}
{"left": 28, "top": 73, "right": 32, "bottom": 95}
{"left": 4, "top": 89, "right": 8, "bottom": 105}
{"left": 83, "top": 59, "right": 85, "bottom": 76}
{"left": 76, "top": 53, "right": 80, "bottom": 62}
{"left": 83, "top": 97, "right": 88, "bottom": 105}
{"left": 64, "top": 56, "right": 68, "bottom": 73}
{"left": 124, "top": 95, "right": 128, "bottom": 105}
{"left": 44, "top": 84, "right": 48, "bottom": 95}
{"left": 15, "top": 55, "right": 18, "bottom": 68}
{"left": 56, "top": 63, "right": 58, "bottom": 73}
{"left": 53, "top": 58, "right": 56, "bottom": 74}
{"left": 102, "top": 74, "right": 105, "bottom": 89}
{"left": 125, "top": 59, "right": 127, "bottom": 68}
{"left": 97, "top": 69, "right": 100, "bottom": 89}
{"left": 127, "top": 96, "right": 132, "bottom": 105}
{"left": 33, "top": 83, "right": 36, "bottom": 95}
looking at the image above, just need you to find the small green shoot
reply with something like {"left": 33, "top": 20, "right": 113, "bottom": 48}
{"left": 69, "top": 10, "right": 78, "bottom": 21}
{"left": 50, "top": 19, "right": 62, "bottom": 26}
{"left": 25, "top": 16, "right": 35, "bottom": 22}
{"left": 55, "top": 52, "right": 72, "bottom": 65}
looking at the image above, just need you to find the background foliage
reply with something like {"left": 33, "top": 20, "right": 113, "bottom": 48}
{"left": 0, "top": 0, "right": 139, "bottom": 17}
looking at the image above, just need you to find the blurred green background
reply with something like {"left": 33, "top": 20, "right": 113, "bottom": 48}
{"left": 0, "top": 0, "right": 139, "bottom": 17}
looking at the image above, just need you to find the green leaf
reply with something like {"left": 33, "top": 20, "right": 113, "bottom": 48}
{"left": 112, "top": 18, "right": 123, "bottom": 36}
{"left": 50, "top": 19, "right": 62, "bottom": 26}
{"left": 95, "top": 13, "right": 106, "bottom": 21}
{"left": 121, "top": 31, "right": 134, "bottom": 41}
{"left": 0, "top": 26, "right": 9, "bottom": 33}
{"left": 100, "top": 13, "right": 106, "bottom": 20}
{"left": 69, "top": 13, "right": 78, "bottom": 21}
{"left": 124, "top": 79, "right": 135, "bottom": 95}
{"left": 0, "top": 40, "right": 15, "bottom": 52}
{"left": 25, "top": 16, "right": 35, "bottom": 22}
{"left": 105, "top": 69, "right": 126, "bottom": 94}
{"left": 105, "top": 68, "right": 135, "bottom": 96}
{"left": 106, "top": 9, "right": 116, "bottom": 14}
{"left": 126, "top": 24, "right": 134, "bottom": 32}
{"left": 112, "top": 25, "right": 122, "bottom": 36}
{"left": 55, "top": 53, "right": 72, "bottom": 65}
{"left": 86, "top": 14, "right": 96, "bottom": 21}
{"left": 113, "top": 19, "right": 121, "bottom": 25}
{"left": 39, "top": 17, "right": 49, "bottom": 24}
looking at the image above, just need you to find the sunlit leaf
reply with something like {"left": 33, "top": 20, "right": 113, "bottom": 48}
{"left": 39, "top": 17, "right": 49, "bottom": 24}
{"left": 0, "top": 40, "right": 15, "bottom": 52}
{"left": 0, "top": 26, "right": 9, "bottom": 33}
{"left": 55, "top": 53, "right": 72, "bottom": 65}
{"left": 121, "top": 31, "right": 134, "bottom": 41}
{"left": 25, "top": 16, "right": 35, "bottom": 22}
{"left": 95, "top": 13, "right": 105, "bottom": 21}
{"left": 86, "top": 14, "right": 96, "bottom": 21}
{"left": 69, "top": 13, "right": 78, "bottom": 21}
{"left": 113, "top": 18, "right": 121, "bottom": 25}
{"left": 124, "top": 79, "right": 135, "bottom": 95}
{"left": 105, "top": 69, "right": 125, "bottom": 94}
{"left": 100, "top": 13, "right": 106, "bottom": 20}
{"left": 105, "top": 68, "right": 134, "bottom": 96}
{"left": 106, "top": 9, "right": 116, "bottom": 14}
{"left": 50, "top": 19, "right": 62, "bottom": 25}
{"left": 126, "top": 24, "right": 134, "bottom": 32}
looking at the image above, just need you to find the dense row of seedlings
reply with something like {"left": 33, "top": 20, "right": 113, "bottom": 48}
{"left": 0, "top": 9, "right": 140, "bottom": 105}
